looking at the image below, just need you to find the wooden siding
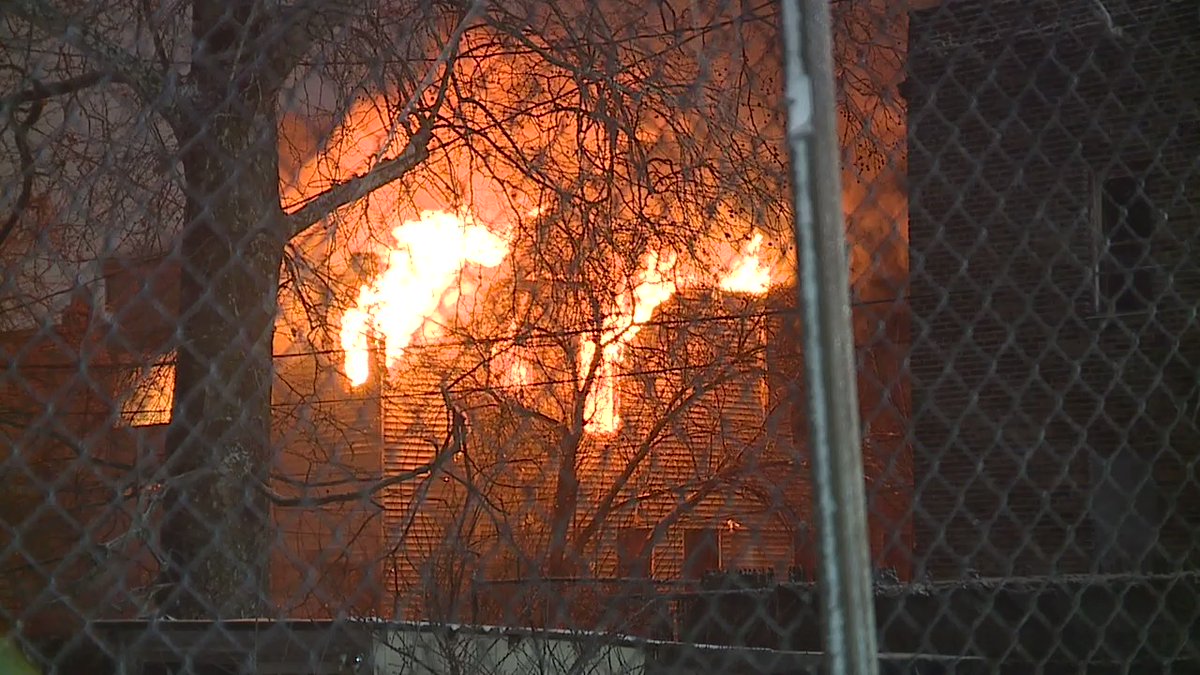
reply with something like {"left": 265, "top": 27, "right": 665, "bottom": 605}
{"left": 271, "top": 328, "right": 386, "bottom": 618}
{"left": 373, "top": 288, "right": 802, "bottom": 599}
{"left": 380, "top": 353, "right": 455, "bottom": 617}
{"left": 591, "top": 289, "right": 791, "bottom": 579}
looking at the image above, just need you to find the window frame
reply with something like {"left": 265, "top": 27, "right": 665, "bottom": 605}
{"left": 615, "top": 526, "right": 656, "bottom": 578}
{"left": 1090, "top": 171, "right": 1160, "bottom": 316}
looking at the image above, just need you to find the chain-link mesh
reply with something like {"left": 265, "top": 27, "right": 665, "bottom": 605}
{"left": 1, "top": 0, "right": 1196, "bottom": 672}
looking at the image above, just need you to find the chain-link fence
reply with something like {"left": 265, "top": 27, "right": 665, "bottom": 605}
{"left": 1, "top": 0, "right": 1197, "bottom": 672}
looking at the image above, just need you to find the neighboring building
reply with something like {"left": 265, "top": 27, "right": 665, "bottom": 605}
{"left": 0, "top": 257, "right": 389, "bottom": 629}
{"left": 906, "top": 0, "right": 1200, "bottom": 577}
{"left": 0, "top": 295, "right": 150, "bottom": 635}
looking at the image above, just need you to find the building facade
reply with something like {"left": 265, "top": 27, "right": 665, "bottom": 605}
{"left": 907, "top": 0, "right": 1200, "bottom": 578}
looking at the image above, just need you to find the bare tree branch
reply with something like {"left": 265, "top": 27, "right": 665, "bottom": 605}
{"left": 283, "top": 118, "right": 436, "bottom": 238}
{"left": 267, "top": 0, "right": 357, "bottom": 79}
{"left": 0, "top": 67, "right": 131, "bottom": 250}
{"left": 571, "top": 370, "right": 732, "bottom": 555}
{"left": 260, "top": 396, "right": 467, "bottom": 507}
{"left": 6, "top": 0, "right": 171, "bottom": 115}
{"left": 0, "top": 71, "right": 118, "bottom": 107}
{"left": 280, "top": 0, "right": 485, "bottom": 238}
{"left": 0, "top": 99, "right": 40, "bottom": 251}
{"left": 261, "top": 461, "right": 434, "bottom": 508}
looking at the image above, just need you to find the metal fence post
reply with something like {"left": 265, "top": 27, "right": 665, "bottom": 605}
{"left": 779, "top": 1, "right": 879, "bottom": 673}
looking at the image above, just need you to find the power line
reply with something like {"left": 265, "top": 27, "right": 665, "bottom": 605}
{"left": 3, "top": 293, "right": 912, "bottom": 371}
{"left": 8, "top": 329, "right": 911, "bottom": 422}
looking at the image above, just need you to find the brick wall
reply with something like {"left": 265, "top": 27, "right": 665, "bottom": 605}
{"left": 907, "top": 0, "right": 1200, "bottom": 578}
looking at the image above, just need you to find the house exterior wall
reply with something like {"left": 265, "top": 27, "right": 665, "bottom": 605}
{"left": 271, "top": 336, "right": 386, "bottom": 618}
{"left": 380, "top": 281, "right": 914, "bottom": 622}
{"left": 379, "top": 354, "right": 459, "bottom": 619}
{"left": 373, "top": 287, "right": 802, "bottom": 617}
{"left": 0, "top": 278, "right": 182, "bottom": 633}
{"left": 0, "top": 314, "right": 141, "bottom": 634}
{"left": 607, "top": 290, "right": 781, "bottom": 580}
{"left": 907, "top": 0, "right": 1200, "bottom": 578}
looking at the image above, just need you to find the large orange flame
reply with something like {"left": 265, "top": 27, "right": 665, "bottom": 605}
{"left": 339, "top": 207, "right": 776, "bottom": 433}
{"left": 340, "top": 209, "right": 509, "bottom": 385}
{"left": 719, "top": 232, "right": 772, "bottom": 294}
{"left": 578, "top": 235, "right": 774, "bottom": 433}
{"left": 580, "top": 251, "right": 679, "bottom": 434}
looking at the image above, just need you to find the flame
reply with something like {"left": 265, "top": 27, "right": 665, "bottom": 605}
{"left": 581, "top": 251, "right": 679, "bottom": 434}
{"left": 340, "top": 209, "right": 509, "bottom": 385}
{"left": 719, "top": 231, "right": 772, "bottom": 294}
{"left": 578, "top": 236, "right": 774, "bottom": 434}
{"left": 495, "top": 323, "right": 534, "bottom": 389}
{"left": 506, "top": 357, "right": 532, "bottom": 388}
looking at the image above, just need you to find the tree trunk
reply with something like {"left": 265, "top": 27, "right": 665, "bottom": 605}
{"left": 157, "top": 0, "right": 284, "bottom": 618}
{"left": 545, "top": 431, "right": 581, "bottom": 578}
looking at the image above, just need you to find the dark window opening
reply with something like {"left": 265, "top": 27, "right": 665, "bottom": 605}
{"left": 682, "top": 528, "right": 721, "bottom": 580}
{"left": 792, "top": 524, "right": 815, "bottom": 571}
{"left": 1098, "top": 175, "right": 1155, "bottom": 313}
{"left": 616, "top": 527, "right": 654, "bottom": 578}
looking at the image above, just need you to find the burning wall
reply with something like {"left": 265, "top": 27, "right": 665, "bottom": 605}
{"left": 268, "top": 0, "right": 913, "bottom": 615}
{"left": 0, "top": 0, "right": 915, "bottom": 632}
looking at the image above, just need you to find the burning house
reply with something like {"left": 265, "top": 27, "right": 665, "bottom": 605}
{"left": 0, "top": 0, "right": 917, "bottom": 639}
{"left": 295, "top": 208, "right": 810, "bottom": 622}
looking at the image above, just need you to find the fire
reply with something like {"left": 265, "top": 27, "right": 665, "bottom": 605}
{"left": 495, "top": 323, "right": 534, "bottom": 389}
{"left": 340, "top": 209, "right": 509, "bottom": 385}
{"left": 506, "top": 356, "right": 532, "bottom": 388}
{"left": 578, "top": 232, "right": 776, "bottom": 434}
{"left": 339, "top": 208, "right": 776, "bottom": 432}
{"left": 581, "top": 251, "right": 679, "bottom": 434}
{"left": 719, "top": 231, "right": 772, "bottom": 294}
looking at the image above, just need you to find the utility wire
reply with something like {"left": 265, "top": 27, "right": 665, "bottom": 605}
{"left": 6, "top": 294, "right": 912, "bottom": 371}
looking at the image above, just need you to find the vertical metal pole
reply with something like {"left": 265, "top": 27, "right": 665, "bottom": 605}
{"left": 779, "top": 1, "right": 879, "bottom": 674}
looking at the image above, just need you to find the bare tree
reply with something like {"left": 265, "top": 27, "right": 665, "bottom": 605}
{"left": 1, "top": 0, "right": 905, "bottom": 624}
{"left": 2, "top": 0, "right": 481, "bottom": 618}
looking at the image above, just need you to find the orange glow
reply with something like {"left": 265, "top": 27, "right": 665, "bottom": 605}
{"left": 340, "top": 210, "right": 509, "bottom": 386}
{"left": 718, "top": 231, "right": 772, "bottom": 294}
{"left": 505, "top": 356, "right": 532, "bottom": 388}
{"left": 494, "top": 323, "right": 534, "bottom": 389}
{"left": 581, "top": 251, "right": 679, "bottom": 434}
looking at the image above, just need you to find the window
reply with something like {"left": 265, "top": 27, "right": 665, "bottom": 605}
{"left": 1096, "top": 175, "right": 1156, "bottom": 313}
{"left": 119, "top": 357, "right": 174, "bottom": 427}
{"left": 682, "top": 528, "right": 721, "bottom": 580}
{"left": 792, "top": 523, "right": 815, "bottom": 571}
{"left": 616, "top": 527, "right": 654, "bottom": 578}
